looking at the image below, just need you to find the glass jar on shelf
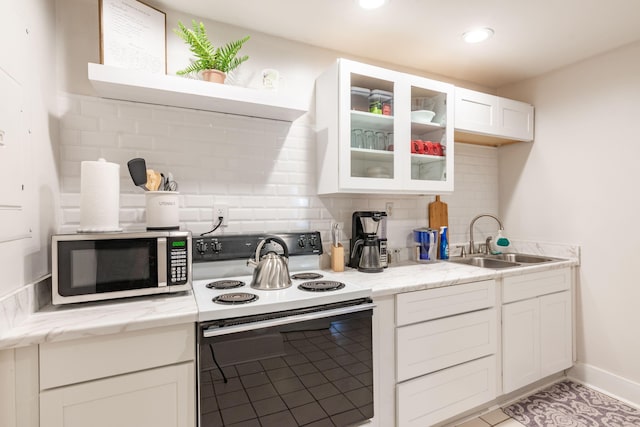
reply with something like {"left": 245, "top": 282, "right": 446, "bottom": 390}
{"left": 369, "top": 89, "right": 393, "bottom": 115}
{"left": 351, "top": 87, "right": 371, "bottom": 112}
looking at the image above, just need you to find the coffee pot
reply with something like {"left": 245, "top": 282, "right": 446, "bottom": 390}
{"left": 247, "top": 236, "right": 292, "bottom": 290}
{"left": 349, "top": 211, "right": 387, "bottom": 273}
{"left": 351, "top": 235, "right": 383, "bottom": 272}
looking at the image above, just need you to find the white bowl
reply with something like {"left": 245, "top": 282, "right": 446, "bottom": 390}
{"left": 411, "top": 110, "right": 436, "bottom": 123}
{"left": 366, "top": 166, "right": 390, "bottom": 178}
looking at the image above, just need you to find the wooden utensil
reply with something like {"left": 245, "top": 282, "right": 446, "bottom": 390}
{"left": 145, "top": 169, "right": 162, "bottom": 191}
{"left": 428, "top": 195, "right": 448, "bottom": 258}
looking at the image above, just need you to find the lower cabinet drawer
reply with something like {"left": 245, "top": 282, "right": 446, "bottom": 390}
{"left": 503, "top": 268, "right": 571, "bottom": 303}
{"left": 397, "top": 355, "right": 497, "bottom": 427}
{"left": 40, "top": 323, "right": 195, "bottom": 390}
{"left": 396, "top": 280, "right": 496, "bottom": 326}
{"left": 396, "top": 308, "right": 497, "bottom": 382}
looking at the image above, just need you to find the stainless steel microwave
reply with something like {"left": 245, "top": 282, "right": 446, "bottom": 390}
{"left": 52, "top": 231, "right": 191, "bottom": 305}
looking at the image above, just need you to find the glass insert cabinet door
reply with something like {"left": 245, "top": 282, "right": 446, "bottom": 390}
{"left": 407, "top": 78, "right": 453, "bottom": 191}
{"left": 348, "top": 73, "right": 395, "bottom": 183}
{"left": 316, "top": 58, "right": 454, "bottom": 194}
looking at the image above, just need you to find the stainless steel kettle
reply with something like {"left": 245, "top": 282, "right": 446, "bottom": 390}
{"left": 247, "top": 236, "right": 292, "bottom": 290}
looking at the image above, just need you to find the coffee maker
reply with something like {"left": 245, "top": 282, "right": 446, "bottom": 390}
{"left": 349, "top": 211, "right": 388, "bottom": 272}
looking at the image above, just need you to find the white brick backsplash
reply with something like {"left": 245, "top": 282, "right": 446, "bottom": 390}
{"left": 61, "top": 114, "right": 99, "bottom": 131}
{"left": 99, "top": 117, "right": 136, "bottom": 133}
{"left": 119, "top": 134, "right": 153, "bottom": 150}
{"left": 59, "top": 145, "right": 101, "bottom": 162}
{"left": 58, "top": 95, "right": 498, "bottom": 248}
{"left": 81, "top": 99, "right": 117, "bottom": 117}
{"left": 152, "top": 108, "right": 186, "bottom": 123}
{"left": 80, "top": 130, "right": 118, "bottom": 147}
{"left": 59, "top": 128, "right": 81, "bottom": 145}
{"left": 118, "top": 103, "right": 153, "bottom": 120}
{"left": 136, "top": 120, "right": 170, "bottom": 136}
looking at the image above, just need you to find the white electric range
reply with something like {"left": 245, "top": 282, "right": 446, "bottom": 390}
{"left": 191, "top": 231, "right": 371, "bottom": 322}
{"left": 191, "top": 231, "right": 375, "bottom": 427}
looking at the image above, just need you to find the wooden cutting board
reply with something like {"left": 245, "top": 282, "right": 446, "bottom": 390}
{"left": 428, "top": 195, "right": 448, "bottom": 257}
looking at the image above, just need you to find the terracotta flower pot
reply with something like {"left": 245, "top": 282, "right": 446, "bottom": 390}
{"left": 201, "top": 69, "right": 226, "bottom": 84}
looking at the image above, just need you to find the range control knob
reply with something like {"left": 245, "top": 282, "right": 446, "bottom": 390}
{"left": 195, "top": 240, "right": 207, "bottom": 254}
{"left": 212, "top": 240, "right": 222, "bottom": 252}
{"left": 298, "top": 236, "right": 306, "bottom": 248}
{"left": 310, "top": 235, "right": 318, "bottom": 247}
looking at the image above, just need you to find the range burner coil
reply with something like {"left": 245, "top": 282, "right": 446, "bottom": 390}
{"left": 212, "top": 292, "right": 259, "bottom": 305}
{"left": 206, "top": 280, "right": 245, "bottom": 290}
{"left": 291, "top": 272, "right": 324, "bottom": 280}
{"left": 297, "top": 280, "right": 346, "bottom": 292}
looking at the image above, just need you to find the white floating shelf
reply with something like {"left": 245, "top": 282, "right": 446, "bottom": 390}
{"left": 87, "top": 63, "right": 308, "bottom": 122}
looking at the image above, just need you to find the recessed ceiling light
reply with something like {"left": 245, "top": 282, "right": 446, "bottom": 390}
{"left": 358, "top": 0, "right": 388, "bottom": 10}
{"left": 462, "top": 27, "right": 494, "bottom": 44}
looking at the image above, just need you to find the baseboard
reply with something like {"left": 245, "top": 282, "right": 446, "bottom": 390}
{"left": 567, "top": 363, "right": 640, "bottom": 409}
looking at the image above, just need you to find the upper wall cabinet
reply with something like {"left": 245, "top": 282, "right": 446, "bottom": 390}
{"left": 87, "top": 63, "right": 307, "bottom": 122}
{"left": 315, "top": 59, "right": 454, "bottom": 195}
{"left": 454, "top": 87, "right": 534, "bottom": 146}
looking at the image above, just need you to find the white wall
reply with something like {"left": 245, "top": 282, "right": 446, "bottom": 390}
{"left": 0, "top": 0, "right": 60, "bottom": 300}
{"left": 54, "top": 0, "right": 500, "bottom": 265}
{"left": 498, "top": 40, "right": 640, "bottom": 392}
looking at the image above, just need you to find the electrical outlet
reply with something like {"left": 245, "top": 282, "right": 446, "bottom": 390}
{"left": 385, "top": 202, "right": 394, "bottom": 217}
{"left": 213, "top": 204, "right": 229, "bottom": 226}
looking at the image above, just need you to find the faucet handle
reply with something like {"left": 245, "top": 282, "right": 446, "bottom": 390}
{"left": 485, "top": 236, "right": 493, "bottom": 254}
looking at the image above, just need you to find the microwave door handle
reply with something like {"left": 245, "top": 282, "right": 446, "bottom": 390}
{"left": 158, "top": 238, "right": 167, "bottom": 286}
{"left": 202, "top": 302, "right": 375, "bottom": 338}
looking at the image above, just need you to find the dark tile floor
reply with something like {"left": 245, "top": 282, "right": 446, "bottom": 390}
{"left": 199, "top": 316, "right": 373, "bottom": 427}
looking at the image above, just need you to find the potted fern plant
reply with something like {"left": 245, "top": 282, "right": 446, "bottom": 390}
{"left": 174, "top": 20, "right": 250, "bottom": 84}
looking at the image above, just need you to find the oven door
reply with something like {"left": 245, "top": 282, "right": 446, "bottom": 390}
{"left": 198, "top": 299, "right": 374, "bottom": 427}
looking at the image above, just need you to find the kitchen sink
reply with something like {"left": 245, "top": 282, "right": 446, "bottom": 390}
{"left": 491, "top": 253, "right": 556, "bottom": 263}
{"left": 448, "top": 257, "right": 520, "bottom": 269}
{"left": 447, "top": 253, "right": 560, "bottom": 269}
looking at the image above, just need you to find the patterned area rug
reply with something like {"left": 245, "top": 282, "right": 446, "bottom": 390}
{"left": 503, "top": 380, "right": 640, "bottom": 427}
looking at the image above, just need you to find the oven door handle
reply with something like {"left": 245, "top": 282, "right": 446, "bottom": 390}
{"left": 202, "top": 302, "right": 375, "bottom": 337}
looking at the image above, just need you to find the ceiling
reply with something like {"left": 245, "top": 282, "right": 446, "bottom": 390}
{"left": 153, "top": 0, "right": 640, "bottom": 88}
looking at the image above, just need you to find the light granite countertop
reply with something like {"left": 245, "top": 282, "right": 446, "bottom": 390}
{"left": 0, "top": 241, "right": 579, "bottom": 350}
{"left": 0, "top": 290, "right": 197, "bottom": 349}
{"left": 339, "top": 257, "right": 577, "bottom": 298}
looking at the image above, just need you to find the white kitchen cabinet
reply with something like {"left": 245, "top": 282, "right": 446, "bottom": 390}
{"left": 39, "top": 323, "right": 196, "bottom": 427}
{"left": 454, "top": 87, "right": 534, "bottom": 144}
{"left": 40, "top": 362, "right": 194, "bottom": 427}
{"left": 393, "top": 280, "right": 498, "bottom": 426}
{"left": 315, "top": 58, "right": 454, "bottom": 194}
{"left": 540, "top": 290, "right": 573, "bottom": 377}
{"left": 502, "top": 268, "right": 572, "bottom": 393}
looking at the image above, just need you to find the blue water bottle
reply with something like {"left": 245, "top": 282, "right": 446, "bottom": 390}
{"left": 439, "top": 226, "right": 449, "bottom": 260}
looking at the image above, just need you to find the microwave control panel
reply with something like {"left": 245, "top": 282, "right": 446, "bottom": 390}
{"left": 167, "top": 235, "right": 190, "bottom": 284}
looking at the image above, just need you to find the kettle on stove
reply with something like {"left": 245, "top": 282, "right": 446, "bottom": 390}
{"left": 247, "top": 236, "right": 292, "bottom": 290}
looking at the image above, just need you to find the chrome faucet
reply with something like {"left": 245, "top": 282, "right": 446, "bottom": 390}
{"left": 469, "top": 214, "right": 504, "bottom": 255}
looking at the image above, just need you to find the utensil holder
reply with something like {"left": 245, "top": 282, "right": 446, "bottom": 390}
{"left": 331, "top": 244, "right": 345, "bottom": 272}
{"left": 145, "top": 191, "right": 179, "bottom": 230}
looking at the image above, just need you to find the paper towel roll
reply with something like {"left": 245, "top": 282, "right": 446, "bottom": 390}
{"left": 78, "top": 158, "right": 122, "bottom": 232}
